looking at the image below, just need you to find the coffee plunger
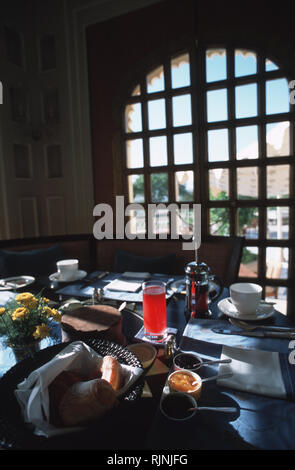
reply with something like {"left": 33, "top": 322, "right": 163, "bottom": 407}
{"left": 184, "top": 261, "right": 222, "bottom": 321}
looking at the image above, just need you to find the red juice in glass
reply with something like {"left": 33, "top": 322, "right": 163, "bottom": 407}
{"left": 143, "top": 281, "right": 167, "bottom": 341}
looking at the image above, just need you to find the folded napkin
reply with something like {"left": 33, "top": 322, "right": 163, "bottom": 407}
{"left": 217, "top": 344, "right": 294, "bottom": 400}
{"left": 106, "top": 272, "right": 151, "bottom": 293}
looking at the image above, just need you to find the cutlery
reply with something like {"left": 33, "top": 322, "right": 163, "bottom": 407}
{"left": 118, "top": 301, "right": 127, "bottom": 312}
{"left": 201, "top": 372, "right": 233, "bottom": 383}
{"left": 201, "top": 358, "right": 232, "bottom": 367}
{"left": 79, "top": 271, "right": 109, "bottom": 289}
{"left": 212, "top": 327, "right": 295, "bottom": 339}
{"left": 229, "top": 317, "right": 295, "bottom": 333}
{"left": 188, "top": 405, "right": 238, "bottom": 413}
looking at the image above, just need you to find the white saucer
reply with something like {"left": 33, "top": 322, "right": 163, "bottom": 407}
{"left": 218, "top": 297, "right": 275, "bottom": 321}
{"left": 49, "top": 270, "right": 87, "bottom": 283}
{"left": 0, "top": 275, "right": 35, "bottom": 290}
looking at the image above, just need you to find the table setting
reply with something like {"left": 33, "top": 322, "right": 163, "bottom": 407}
{"left": 0, "top": 254, "right": 294, "bottom": 450}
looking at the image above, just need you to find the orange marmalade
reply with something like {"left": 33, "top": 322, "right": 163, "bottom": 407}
{"left": 168, "top": 371, "right": 201, "bottom": 393}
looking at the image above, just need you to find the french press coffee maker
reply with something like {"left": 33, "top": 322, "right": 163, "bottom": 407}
{"left": 184, "top": 261, "right": 222, "bottom": 321}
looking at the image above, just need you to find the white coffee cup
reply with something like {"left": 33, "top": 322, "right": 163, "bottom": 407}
{"left": 56, "top": 259, "right": 79, "bottom": 281}
{"left": 230, "top": 282, "right": 262, "bottom": 316}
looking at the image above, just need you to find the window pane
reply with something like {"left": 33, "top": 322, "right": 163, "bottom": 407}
{"left": 267, "top": 206, "right": 289, "bottom": 239}
{"left": 236, "top": 125, "right": 259, "bottom": 160}
{"left": 235, "top": 83, "right": 257, "bottom": 118}
{"left": 266, "top": 122, "right": 290, "bottom": 157}
{"left": 265, "top": 59, "right": 279, "bottom": 71}
{"left": 237, "top": 207, "right": 259, "bottom": 239}
{"left": 128, "top": 174, "right": 144, "bottom": 202}
{"left": 267, "top": 164, "right": 289, "bottom": 199}
{"left": 151, "top": 173, "right": 168, "bottom": 202}
{"left": 235, "top": 49, "right": 257, "bottom": 77}
{"left": 173, "top": 133, "right": 193, "bottom": 164}
{"left": 175, "top": 171, "right": 194, "bottom": 201}
{"left": 237, "top": 166, "right": 258, "bottom": 199}
{"left": 207, "top": 88, "right": 228, "bottom": 122}
{"left": 126, "top": 139, "right": 144, "bottom": 168}
{"left": 175, "top": 207, "right": 194, "bottom": 236}
{"left": 207, "top": 129, "right": 229, "bottom": 162}
{"left": 172, "top": 94, "right": 192, "bottom": 126}
{"left": 266, "top": 79, "right": 289, "bottom": 115}
{"left": 149, "top": 136, "right": 168, "bottom": 167}
{"left": 125, "top": 103, "right": 142, "bottom": 133}
{"left": 131, "top": 84, "right": 141, "bottom": 96}
{"left": 266, "top": 247, "right": 288, "bottom": 279}
{"left": 148, "top": 99, "right": 166, "bottom": 130}
{"left": 209, "top": 207, "right": 230, "bottom": 236}
{"left": 171, "top": 53, "right": 190, "bottom": 89}
{"left": 152, "top": 207, "right": 169, "bottom": 236}
{"left": 239, "top": 246, "right": 258, "bottom": 278}
{"left": 147, "top": 65, "right": 165, "bottom": 93}
{"left": 209, "top": 168, "right": 229, "bottom": 200}
{"left": 127, "top": 209, "right": 146, "bottom": 235}
{"left": 206, "top": 48, "right": 227, "bottom": 82}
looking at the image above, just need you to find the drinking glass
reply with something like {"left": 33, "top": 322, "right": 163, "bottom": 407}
{"left": 142, "top": 281, "right": 167, "bottom": 342}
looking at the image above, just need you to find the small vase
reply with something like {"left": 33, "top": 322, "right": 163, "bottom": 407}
{"left": 8, "top": 340, "right": 41, "bottom": 363}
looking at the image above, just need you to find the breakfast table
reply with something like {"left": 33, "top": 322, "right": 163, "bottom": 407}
{"left": 0, "top": 270, "right": 294, "bottom": 451}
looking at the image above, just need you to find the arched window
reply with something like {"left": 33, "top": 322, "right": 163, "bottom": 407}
{"left": 122, "top": 45, "right": 294, "bottom": 309}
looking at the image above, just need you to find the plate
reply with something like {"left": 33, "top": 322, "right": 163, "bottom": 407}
{"left": 126, "top": 343, "right": 157, "bottom": 369}
{"left": 0, "top": 276, "right": 35, "bottom": 291}
{"left": 49, "top": 270, "right": 87, "bottom": 283}
{"left": 170, "top": 279, "right": 186, "bottom": 295}
{"left": 0, "top": 338, "right": 144, "bottom": 450}
{"left": 218, "top": 297, "right": 275, "bottom": 321}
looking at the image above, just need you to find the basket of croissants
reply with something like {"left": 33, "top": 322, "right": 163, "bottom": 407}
{"left": 14, "top": 340, "right": 143, "bottom": 437}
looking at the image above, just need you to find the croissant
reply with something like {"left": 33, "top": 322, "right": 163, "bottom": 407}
{"left": 59, "top": 378, "right": 118, "bottom": 427}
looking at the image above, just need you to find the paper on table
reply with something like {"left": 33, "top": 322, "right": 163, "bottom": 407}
{"left": 14, "top": 341, "right": 143, "bottom": 437}
{"left": 106, "top": 272, "right": 151, "bottom": 292}
{"left": 217, "top": 344, "right": 287, "bottom": 399}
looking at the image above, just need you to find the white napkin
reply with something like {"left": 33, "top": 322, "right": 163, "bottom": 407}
{"left": 14, "top": 341, "right": 143, "bottom": 437}
{"left": 217, "top": 344, "right": 286, "bottom": 399}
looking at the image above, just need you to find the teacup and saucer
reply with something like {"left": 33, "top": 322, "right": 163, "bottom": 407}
{"left": 49, "top": 259, "right": 87, "bottom": 282}
{"left": 218, "top": 282, "right": 275, "bottom": 321}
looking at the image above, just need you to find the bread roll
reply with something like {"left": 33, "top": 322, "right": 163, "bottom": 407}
{"left": 49, "top": 370, "right": 83, "bottom": 426}
{"left": 98, "top": 355, "right": 123, "bottom": 391}
{"left": 59, "top": 378, "right": 118, "bottom": 427}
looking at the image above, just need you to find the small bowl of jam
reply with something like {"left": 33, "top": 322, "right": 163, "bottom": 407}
{"left": 160, "top": 392, "right": 197, "bottom": 421}
{"left": 173, "top": 352, "right": 203, "bottom": 372}
{"left": 168, "top": 369, "right": 203, "bottom": 400}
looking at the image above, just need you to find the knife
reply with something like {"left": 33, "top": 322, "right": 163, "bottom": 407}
{"left": 79, "top": 271, "right": 109, "bottom": 289}
{"left": 212, "top": 327, "right": 295, "bottom": 339}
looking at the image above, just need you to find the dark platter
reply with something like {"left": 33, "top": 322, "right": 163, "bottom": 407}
{"left": 0, "top": 338, "right": 144, "bottom": 450}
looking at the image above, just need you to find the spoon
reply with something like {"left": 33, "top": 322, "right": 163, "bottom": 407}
{"left": 201, "top": 372, "right": 233, "bottom": 383}
{"left": 200, "top": 358, "right": 232, "bottom": 367}
{"left": 188, "top": 405, "right": 238, "bottom": 413}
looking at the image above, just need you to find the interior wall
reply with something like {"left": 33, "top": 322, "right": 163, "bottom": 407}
{"left": 86, "top": 0, "right": 195, "bottom": 207}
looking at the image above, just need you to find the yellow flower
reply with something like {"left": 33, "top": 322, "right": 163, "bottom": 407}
{"left": 33, "top": 323, "right": 50, "bottom": 340}
{"left": 15, "top": 292, "right": 38, "bottom": 310}
{"left": 15, "top": 292, "right": 34, "bottom": 303}
{"left": 42, "top": 297, "right": 50, "bottom": 304}
{"left": 0, "top": 307, "right": 5, "bottom": 316}
{"left": 12, "top": 307, "right": 29, "bottom": 321}
{"left": 43, "top": 306, "right": 61, "bottom": 322}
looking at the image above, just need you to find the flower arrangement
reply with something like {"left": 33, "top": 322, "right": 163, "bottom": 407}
{"left": 0, "top": 292, "right": 61, "bottom": 347}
